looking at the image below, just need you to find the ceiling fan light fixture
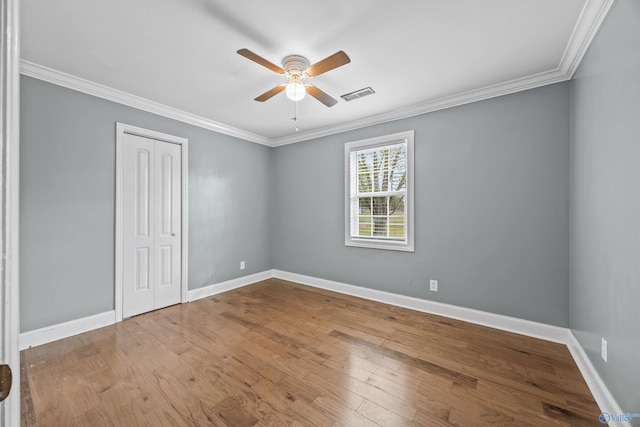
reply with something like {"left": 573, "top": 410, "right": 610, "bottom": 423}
{"left": 286, "top": 82, "right": 306, "bottom": 101}
{"left": 285, "top": 75, "right": 306, "bottom": 101}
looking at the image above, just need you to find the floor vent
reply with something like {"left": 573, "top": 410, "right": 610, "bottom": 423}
{"left": 341, "top": 87, "right": 375, "bottom": 102}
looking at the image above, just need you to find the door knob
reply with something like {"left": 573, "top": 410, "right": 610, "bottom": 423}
{"left": 0, "top": 364, "right": 12, "bottom": 402}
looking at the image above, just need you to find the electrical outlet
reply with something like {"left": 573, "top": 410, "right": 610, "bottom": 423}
{"left": 429, "top": 280, "right": 438, "bottom": 292}
{"left": 601, "top": 338, "right": 608, "bottom": 362}
{"left": 240, "top": 261, "right": 245, "bottom": 270}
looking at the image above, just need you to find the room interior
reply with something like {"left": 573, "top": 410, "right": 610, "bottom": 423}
{"left": 9, "top": 0, "right": 640, "bottom": 425}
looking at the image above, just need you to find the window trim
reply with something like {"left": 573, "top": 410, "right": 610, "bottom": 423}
{"left": 344, "top": 130, "right": 415, "bottom": 252}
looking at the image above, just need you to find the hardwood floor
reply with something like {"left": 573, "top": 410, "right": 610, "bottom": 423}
{"left": 21, "top": 278, "right": 602, "bottom": 426}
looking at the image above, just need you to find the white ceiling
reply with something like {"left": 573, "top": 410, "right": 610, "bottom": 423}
{"left": 20, "top": 0, "right": 613, "bottom": 146}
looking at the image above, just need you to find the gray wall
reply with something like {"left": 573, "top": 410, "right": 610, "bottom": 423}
{"left": 20, "top": 75, "right": 572, "bottom": 332}
{"left": 273, "top": 83, "right": 571, "bottom": 327}
{"left": 20, "top": 76, "right": 273, "bottom": 332}
{"left": 570, "top": 0, "right": 640, "bottom": 417}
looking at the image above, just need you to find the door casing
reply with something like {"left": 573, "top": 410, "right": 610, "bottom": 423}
{"left": 115, "top": 123, "right": 188, "bottom": 322}
{"left": 1, "top": 0, "right": 20, "bottom": 424}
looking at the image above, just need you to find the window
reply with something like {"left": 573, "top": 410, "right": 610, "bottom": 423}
{"left": 345, "top": 131, "right": 414, "bottom": 251}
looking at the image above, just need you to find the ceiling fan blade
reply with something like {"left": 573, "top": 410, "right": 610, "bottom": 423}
{"left": 237, "top": 48, "right": 285, "bottom": 74}
{"left": 255, "top": 84, "right": 287, "bottom": 102}
{"left": 306, "top": 85, "right": 338, "bottom": 107}
{"left": 306, "top": 51, "right": 351, "bottom": 77}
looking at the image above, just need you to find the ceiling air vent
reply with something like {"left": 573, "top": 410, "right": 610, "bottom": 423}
{"left": 341, "top": 87, "right": 375, "bottom": 102}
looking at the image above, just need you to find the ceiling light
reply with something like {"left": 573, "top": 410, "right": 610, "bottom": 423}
{"left": 286, "top": 79, "right": 307, "bottom": 101}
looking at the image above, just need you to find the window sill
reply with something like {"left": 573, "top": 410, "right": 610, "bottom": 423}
{"left": 345, "top": 238, "right": 414, "bottom": 252}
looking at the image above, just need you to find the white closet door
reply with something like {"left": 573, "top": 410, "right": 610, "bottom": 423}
{"left": 122, "top": 133, "right": 181, "bottom": 318}
{"left": 153, "top": 140, "right": 182, "bottom": 309}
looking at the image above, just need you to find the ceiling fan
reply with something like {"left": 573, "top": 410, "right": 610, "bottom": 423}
{"left": 237, "top": 48, "right": 351, "bottom": 107}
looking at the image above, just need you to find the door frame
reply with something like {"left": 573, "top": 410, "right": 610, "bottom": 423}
{"left": 115, "top": 123, "right": 188, "bottom": 322}
{"left": 1, "top": 0, "right": 20, "bottom": 423}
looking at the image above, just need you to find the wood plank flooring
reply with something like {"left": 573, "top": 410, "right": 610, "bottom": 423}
{"left": 21, "top": 278, "right": 602, "bottom": 426}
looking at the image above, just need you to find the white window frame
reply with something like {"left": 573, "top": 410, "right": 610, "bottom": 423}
{"left": 344, "top": 130, "right": 415, "bottom": 252}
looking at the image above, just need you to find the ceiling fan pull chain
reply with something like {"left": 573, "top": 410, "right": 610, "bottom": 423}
{"left": 292, "top": 101, "right": 299, "bottom": 132}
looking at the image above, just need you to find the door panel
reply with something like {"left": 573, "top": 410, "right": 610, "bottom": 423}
{"left": 123, "top": 133, "right": 181, "bottom": 318}
{"left": 135, "top": 247, "right": 150, "bottom": 291}
{"left": 123, "top": 134, "right": 155, "bottom": 317}
{"left": 136, "top": 149, "right": 151, "bottom": 237}
{"left": 154, "top": 141, "right": 181, "bottom": 309}
{"left": 160, "top": 153, "right": 173, "bottom": 235}
{"left": 159, "top": 245, "right": 172, "bottom": 286}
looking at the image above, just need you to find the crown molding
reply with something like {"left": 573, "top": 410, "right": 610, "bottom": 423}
{"left": 19, "top": 60, "right": 272, "bottom": 146}
{"left": 20, "top": 0, "right": 613, "bottom": 147}
{"left": 268, "top": 0, "right": 616, "bottom": 146}
{"left": 272, "top": 0, "right": 615, "bottom": 146}
{"left": 560, "top": 0, "right": 616, "bottom": 78}
{"left": 271, "top": 68, "right": 569, "bottom": 146}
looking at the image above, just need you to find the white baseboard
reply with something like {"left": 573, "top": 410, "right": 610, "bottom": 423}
{"left": 18, "top": 268, "right": 626, "bottom": 426}
{"left": 19, "top": 310, "right": 116, "bottom": 350}
{"left": 20, "top": 270, "right": 569, "bottom": 351}
{"left": 273, "top": 270, "right": 631, "bottom": 423}
{"left": 273, "top": 270, "right": 569, "bottom": 344}
{"left": 566, "top": 331, "right": 630, "bottom": 427}
{"left": 19, "top": 270, "right": 274, "bottom": 350}
{"left": 187, "top": 270, "right": 274, "bottom": 302}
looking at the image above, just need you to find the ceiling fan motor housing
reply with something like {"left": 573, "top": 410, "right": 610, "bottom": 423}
{"left": 283, "top": 55, "right": 310, "bottom": 79}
